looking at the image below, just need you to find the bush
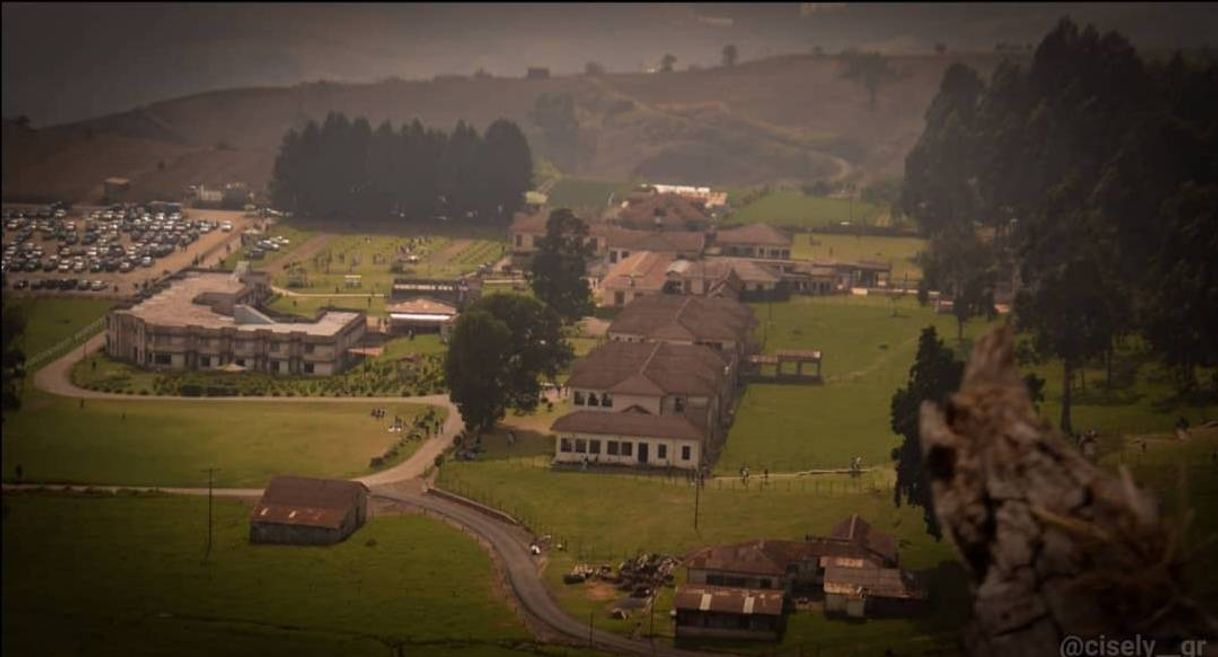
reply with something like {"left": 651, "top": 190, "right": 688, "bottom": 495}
{"left": 180, "top": 383, "right": 204, "bottom": 397}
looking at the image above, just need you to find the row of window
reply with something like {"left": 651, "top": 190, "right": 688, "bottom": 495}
{"left": 150, "top": 337, "right": 325, "bottom": 354}
{"left": 559, "top": 437, "right": 692, "bottom": 461}
{"left": 572, "top": 391, "right": 613, "bottom": 408}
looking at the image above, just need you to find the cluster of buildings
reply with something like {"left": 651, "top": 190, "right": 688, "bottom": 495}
{"left": 105, "top": 264, "right": 367, "bottom": 376}
{"left": 674, "top": 515, "right": 927, "bottom": 641}
{"left": 551, "top": 294, "right": 756, "bottom": 470}
{"left": 509, "top": 185, "right": 892, "bottom": 309}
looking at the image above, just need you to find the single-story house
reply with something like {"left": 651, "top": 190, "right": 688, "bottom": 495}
{"left": 386, "top": 296, "right": 458, "bottom": 336}
{"left": 250, "top": 476, "right": 369, "bottom": 545}
{"left": 673, "top": 585, "right": 787, "bottom": 641}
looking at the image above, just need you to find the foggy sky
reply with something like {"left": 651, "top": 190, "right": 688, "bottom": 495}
{"left": 4, "top": 2, "right": 1215, "bottom": 127}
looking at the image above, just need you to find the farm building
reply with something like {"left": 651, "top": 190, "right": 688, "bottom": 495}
{"left": 673, "top": 585, "right": 787, "bottom": 641}
{"left": 822, "top": 565, "right": 926, "bottom": 618}
{"left": 249, "top": 476, "right": 369, "bottom": 545}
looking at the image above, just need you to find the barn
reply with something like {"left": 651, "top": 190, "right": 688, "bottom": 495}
{"left": 249, "top": 476, "right": 369, "bottom": 545}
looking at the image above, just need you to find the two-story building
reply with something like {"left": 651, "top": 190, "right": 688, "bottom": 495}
{"left": 105, "top": 268, "right": 367, "bottom": 376}
{"left": 551, "top": 340, "right": 732, "bottom": 470}
{"left": 713, "top": 224, "right": 793, "bottom": 259}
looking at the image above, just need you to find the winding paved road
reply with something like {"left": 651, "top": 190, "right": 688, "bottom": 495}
{"left": 21, "top": 331, "right": 721, "bottom": 656}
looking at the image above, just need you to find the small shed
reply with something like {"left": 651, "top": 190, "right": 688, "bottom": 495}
{"left": 673, "top": 584, "right": 787, "bottom": 641}
{"left": 103, "top": 177, "right": 131, "bottom": 203}
{"left": 250, "top": 476, "right": 369, "bottom": 545}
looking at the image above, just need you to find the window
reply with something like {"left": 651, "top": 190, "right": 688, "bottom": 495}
{"left": 607, "top": 441, "right": 619, "bottom": 456}
{"left": 590, "top": 440, "right": 601, "bottom": 454}
{"left": 587, "top": 394, "right": 599, "bottom": 407}
{"left": 303, "top": 363, "right": 315, "bottom": 374}
{"left": 601, "top": 393, "right": 613, "bottom": 408}
{"left": 515, "top": 234, "right": 523, "bottom": 247}
{"left": 673, "top": 397, "right": 685, "bottom": 413}
{"left": 609, "top": 251, "right": 618, "bottom": 263}
{"left": 658, "top": 444, "right": 668, "bottom": 460}
{"left": 621, "top": 442, "right": 633, "bottom": 457}
{"left": 621, "top": 250, "right": 630, "bottom": 259}
{"left": 574, "top": 391, "right": 585, "bottom": 406}
{"left": 560, "top": 438, "right": 573, "bottom": 452}
{"left": 760, "top": 578, "right": 772, "bottom": 589}
{"left": 575, "top": 439, "right": 587, "bottom": 453}
{"left": 199, "top": 356, "right": 211, "bottom": 367}
{"left": 681, "top": 445, "right": 691, "bottom": 461}
{"left": 153, "top": 353, "right": 171, "bottom": 365}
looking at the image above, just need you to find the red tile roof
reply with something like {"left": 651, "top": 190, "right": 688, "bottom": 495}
{"left": 608, "top": 294, "right": 756, "bottom": 343}
{"left": 604, "top": 228, "right": 706, "bottom": 254}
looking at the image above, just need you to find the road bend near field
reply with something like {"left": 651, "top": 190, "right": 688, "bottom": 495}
{"left": 24, "top": 326, "right": 726, "bottom": 656}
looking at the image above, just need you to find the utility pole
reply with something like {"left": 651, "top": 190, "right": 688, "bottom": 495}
{"left": 694, "top": 469, "right": 702, "bottom": 531}
{"left": 202, "top": 467, "right": 219, "bottom": 561}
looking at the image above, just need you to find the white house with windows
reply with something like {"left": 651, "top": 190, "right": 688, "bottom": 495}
{"left": 551, "top": 340, "right": 732, "bottom": 470}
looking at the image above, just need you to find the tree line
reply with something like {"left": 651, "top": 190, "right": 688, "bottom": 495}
{"left": 270, "top": 113, "right": 533, "bottom": 222}
{"left": 902, "top": 17, "right": 1218, "bottom": 434}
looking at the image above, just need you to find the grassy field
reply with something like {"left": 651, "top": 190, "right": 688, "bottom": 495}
{"left": 0, "top": 492, "right": 569, "bottom": 657}
{"left": 11, "top": 297, "right": 114, "bottom": 357}
{"left": 436, "top": 428, "right": 967, "bottom": 655}
{"left": 219, "top": 223, "right": 317, "bottom": 271}
{"left": 730, "top": 191, "right": 883, "bottom": 228}
{"left": 791, "top": 233, "right": 926, "bottom": 283}
{"left": 271, "top": 233, "right": 505, "bottom": 296}
{"left": 1, "top": 390, "right": 435, "bottom": 487}
{"left": 547, "top": 178, "right": 635, "bottom": 211}
{"left": 267, "top": 292, "right": 388, "bottom": 318}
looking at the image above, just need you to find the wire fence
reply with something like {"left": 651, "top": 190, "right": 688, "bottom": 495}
{"left": 25, "top": 317, "right": 105, "bottom": 372}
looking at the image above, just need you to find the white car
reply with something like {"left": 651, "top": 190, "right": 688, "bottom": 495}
{"left": 220, "top": 222, "right": 234, "bottom": 232}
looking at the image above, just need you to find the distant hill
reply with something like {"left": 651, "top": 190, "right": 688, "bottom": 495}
{"left": 2, "top": 53, "right": 1017, "bottom": 204}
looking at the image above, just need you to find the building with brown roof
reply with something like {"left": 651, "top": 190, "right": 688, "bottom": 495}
{"left": 673, "top": 585, "right": 787, "bottom": 641}
{"left": 552, "top": 340, "right": 732, "bottom": 470}
{"left": 509, "top": 211, "right": 605, "bottom": 258}
{"left": 607, "top": 294, "right": 757, "bottom": 360}
{"left": 714, "top": 224, "right": 793, "bottom": 259}
{"left": 598, "top": 251, "right": 675, "bottom": 307}
{"left": 386, "top": 297, "right": 458, "bottom": 336}
{"left": 604, "top": 227, "right": 706, "bottom": 263}
{"left": 616, "top": 193, "right": 712, "bottom": 232}
{"left": 823, "top": 566, "right": 927, "bottom": 618}
{"left": 250, "top": 476, "right": 369, "bottom": 545}
{"left": 830, "top": 513, "right": 898, "bottom": 566}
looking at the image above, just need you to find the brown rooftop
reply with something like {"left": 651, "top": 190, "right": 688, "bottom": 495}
{"left": 716, "top": 223, "right": 793, "bottom": 247}
{"left": 251, "top": 476, "right": 368, "bottom": 530}
{"left": 600, "top": 251, "right": 675, "bottom": 295}
{"left": 604, "top": 227, "right": 706, "bottom": 253}
{"left": 551, "top": 409, "right": 706, "bottom": 441}
{"left": 823, "top": 566, "right": 925, "bottom": 600}
{"left": 673, "top": 585, "right": 785, "bottom": 616}
{"left": 618, "top": 193, "right": 711, "bottom": 230}
{"left": 566, "top": 340, "right": 727, "bottom": 397}
{"left": 608, "top": 294, "right": 757, "bottom": 344}
{"left": 831, "top": 514, "right": 898, "bottom": 565}
{"left": 684, "top": 539, "right": 806, "bottom": 577}
{"left": 386, "top": 297, "right": 457, "bottom": 315}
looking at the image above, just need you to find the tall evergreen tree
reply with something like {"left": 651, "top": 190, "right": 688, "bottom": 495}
{"left": 890, "top": 326, "right": 964, "bottom": 540}
{"left": 479, "top": 119, "right": 534, "bottom": 219}
{"left": 529, "top": 209, "right": 594, "bottom": 322}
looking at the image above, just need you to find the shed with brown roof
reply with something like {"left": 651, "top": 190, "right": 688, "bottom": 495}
{"left": 673, "top": 585, "right": 787, "bottom": 641}
{"left": 250, "top": 476, "right": 369, "bottom": 545}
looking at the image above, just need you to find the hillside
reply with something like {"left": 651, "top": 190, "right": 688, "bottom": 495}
{"left": 2, "top": 52, "right": 1016, "bottom": 204}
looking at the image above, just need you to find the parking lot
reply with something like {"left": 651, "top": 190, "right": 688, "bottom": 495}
{"left": 2, "top": 203, "right": 250, "bottom": 298}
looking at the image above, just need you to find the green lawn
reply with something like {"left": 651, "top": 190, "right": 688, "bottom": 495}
{"left": 547, "top": 178, "right": 635, "bottom": 211}
{"left": 1, "top": 391, "right": 436, "bottom": 487}
{"left": 436, "top": 428, "right": 967, "bottom": 655}
{"left": 730, "top": 191, "right": 883, "bottom": 228}
{"left": 11, "top": 298, "right": 114, "bottom": 357}
{"left": 0, "top": 492, "right": 554, "bottom": 657}
{"left": 267, "top": 292, "right": 387, "bottom": 318}
{"left": 272, "top": 234, "right": 505, "bottom": 296}
{"left": 219, "top": 224, "right": 317, "bottom": 271}
{"left": 791, "top": 233, "right": 927, "bottom": 283}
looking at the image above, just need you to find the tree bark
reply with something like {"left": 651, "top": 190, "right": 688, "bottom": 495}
{"left": 919, "top": 326, "right": 1217, "bottom": 657}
